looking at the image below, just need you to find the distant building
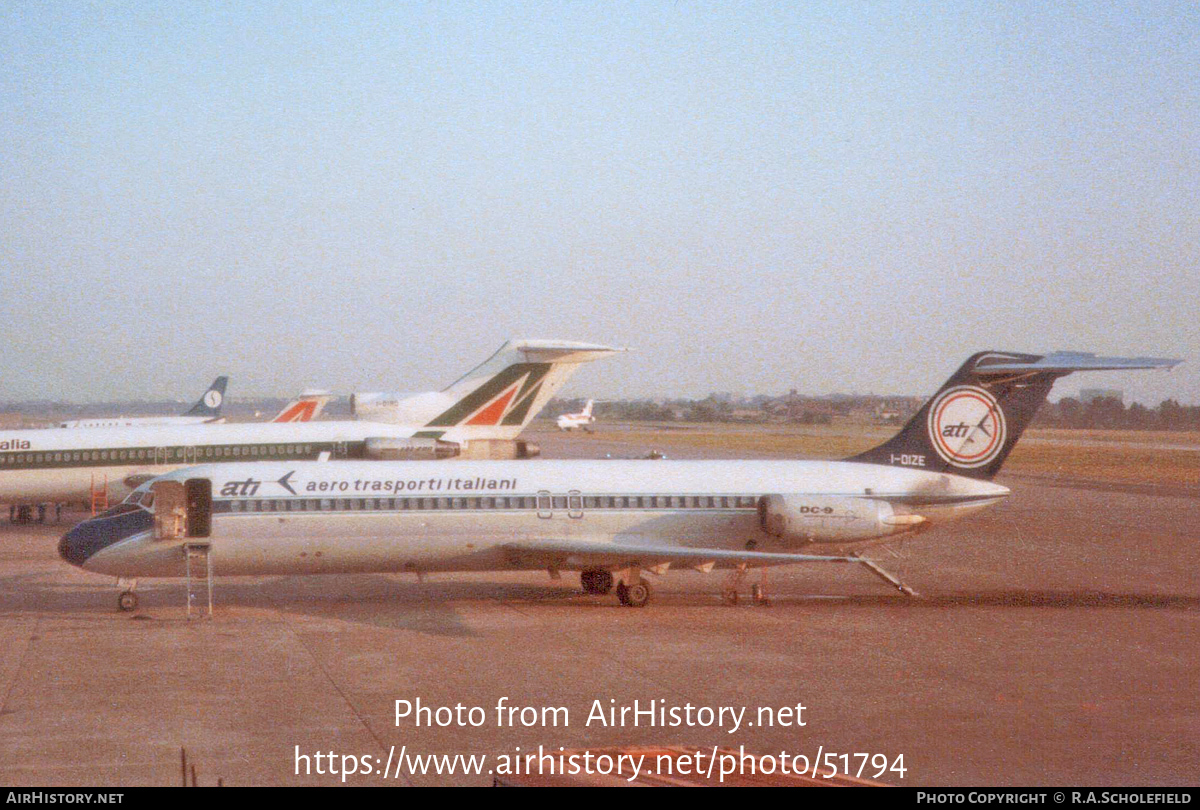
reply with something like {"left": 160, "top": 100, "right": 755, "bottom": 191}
{"left": 1080, "top": 388, "right": 1123, "bottom": 405}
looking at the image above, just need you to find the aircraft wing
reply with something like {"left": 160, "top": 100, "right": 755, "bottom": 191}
{"left": 502, "top": 539, "right": 856, "bottom": 571}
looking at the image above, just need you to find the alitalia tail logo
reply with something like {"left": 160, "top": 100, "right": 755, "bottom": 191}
{"left": 465, "top": 380, "right": 523, "bottom": 425}
{"left": 927, "top": 385, "right": 1007, "bottom": 469}
{"left": 274, "top": 400, "right": 319, "bottom": 423}
{"left": 426, "top": 363, "right": 550, "bottom": 428}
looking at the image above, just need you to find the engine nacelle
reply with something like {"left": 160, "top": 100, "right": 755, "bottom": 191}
{"left": 459, "top": 439, "right": 541, "bottom": 460}
{"left": 758, "top": 494, "right": 924, "bottom": 544}
{"left": 351, "top": 391, "right": 452, "bottom": 424}
{"left": 364, "top": 437, "right": 461, "bottom": 460}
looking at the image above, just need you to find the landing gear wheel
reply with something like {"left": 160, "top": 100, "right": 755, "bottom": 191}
{"left": 617, "top": 581, "right": 651, "bottom": 608}
{"left": 625, "top": 582, "right": 650, "bottom": 607}
{"left": 117, "top": 591, "right": 138, "bottom": 612}
{"left": 580, "top": 569, "right": 614, "bottom": 595}
{"left": 721, "top": 587, "right": 739, "bottom": 606}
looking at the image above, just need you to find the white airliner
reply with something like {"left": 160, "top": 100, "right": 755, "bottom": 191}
{"left": 350, "top": 340, "right": 622, "bottom": 428}
{"left": 59, "top": 377, "right": 229, "bottom": 428}
{"left": 58, "top": 351, "right": 1179, "bottom": 610}
{"left": 557, "top": 399, "right": 597, "bottom": 432}
{"left": 1, "top": 339, "right": 618, "bottom": 510}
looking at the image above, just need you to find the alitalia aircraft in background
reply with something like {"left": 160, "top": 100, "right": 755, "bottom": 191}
{"left": 58, "top": 350, "right": 1180, "bottom": 610}
{"left": 1, "top": 339, "right": 619, "bottom": 511}
{"left": 269, "top": 390, "right": 334, "bottom": 423}
{"left": 59, "top": 377, "right": 229, "bottom": 428}
{"left": 557, "top": 399, "right": 598, "bottom": 432}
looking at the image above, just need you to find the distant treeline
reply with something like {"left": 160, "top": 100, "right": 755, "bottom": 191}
{"left": 1030, "top": 397, "right": 1200, "bottom": 431}
{"left": 550, "top": 396, "right": 1200, "bottom": 431}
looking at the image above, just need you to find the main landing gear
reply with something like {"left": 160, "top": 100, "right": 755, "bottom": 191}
{"left": 581, "top": 568, "right": 651, "bottom": 607}
{"left": 615, "top": 581, "right": 651, "bottom": 608}
{"left": 580, "top": 568, "right": 614, "bottom": 595}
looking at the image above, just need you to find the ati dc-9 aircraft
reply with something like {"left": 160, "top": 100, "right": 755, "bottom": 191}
{"left": 2, "top": 340, "right": 618, "bottom": 510}
{"left": 58, "top": 377, "right": 229, "bottom": 428}
{"left": 59, "top": 350, "right": 1179, "bottom": 611}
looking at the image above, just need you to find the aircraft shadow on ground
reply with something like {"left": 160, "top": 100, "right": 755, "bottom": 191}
{"left": 0, "top": 572, "right": 583, "bottom": 637}
{"left": 1, "top": 574, "right": 1195, "bottom": 635}
{"left": 760, "top": 589, "right": 1200, "bottom": 610}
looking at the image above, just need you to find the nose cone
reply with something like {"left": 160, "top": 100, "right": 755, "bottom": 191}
{"left": 58, "top": 507, "right": 154, "bottom": 568}
{"left": 57, "top": 528, "right": 79, "bottom": 566}
{"left": 59, "top": 521, "right": 96, "bottom": 567}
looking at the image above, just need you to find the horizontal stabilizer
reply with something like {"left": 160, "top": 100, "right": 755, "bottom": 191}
{"left": 974, "top": 352, "right": 1181, "bottom": 375}
{"left": 509, "top": 340, "right": 626, "bottom": 365}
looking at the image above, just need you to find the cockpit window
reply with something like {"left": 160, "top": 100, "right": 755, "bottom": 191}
{"left": 120, "top": 490, "right": 155, "bottom": 509}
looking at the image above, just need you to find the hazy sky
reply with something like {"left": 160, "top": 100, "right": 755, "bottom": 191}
{"left": 2, "top": 2, "right": 1197, "bottom": 405}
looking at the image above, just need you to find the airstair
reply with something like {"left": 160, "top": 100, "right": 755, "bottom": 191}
{"left": 183, "top": 542, "right": 213, "bottom": 619}
{"left": 89, "top": 474, "right": 109, "bottom": 515}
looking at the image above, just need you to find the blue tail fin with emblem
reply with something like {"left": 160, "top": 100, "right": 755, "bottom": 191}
{"left": 848, "top": 352, "right": 1180, "bottom": 480}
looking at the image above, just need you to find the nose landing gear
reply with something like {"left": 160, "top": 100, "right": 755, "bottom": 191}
{"left": 116, "top": 578, "right": 139, "bottom": 612}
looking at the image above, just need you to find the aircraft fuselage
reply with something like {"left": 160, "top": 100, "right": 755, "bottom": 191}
{"left": 61, "top": 459, "right": 1009, "bottom": 579}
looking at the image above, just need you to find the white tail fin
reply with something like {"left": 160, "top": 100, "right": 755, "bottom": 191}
{"left": 354, "top": 339, "right": 623, "bottom": 438}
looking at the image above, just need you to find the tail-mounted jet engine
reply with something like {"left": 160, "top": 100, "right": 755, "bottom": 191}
{"left": 460, "top": 439, "right": 540, "bottom": 460}
{"left": 362, "top": 437, "right": 541, "bottom": 460}
{"left": 758, "top": 494, "right": 925, "bottom": 544}
{"left": 364, "top": 437, "right": 462, "bottom": 460}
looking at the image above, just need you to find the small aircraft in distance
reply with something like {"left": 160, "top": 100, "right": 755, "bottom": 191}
{"left": 58, "top": 350, "right": 1180, "bottom": 611}
{"left": 557, "top": 400, "right": 598, "bottom": 432}
{"left": 59, "top": 377, "right": 229, "bottom": 428}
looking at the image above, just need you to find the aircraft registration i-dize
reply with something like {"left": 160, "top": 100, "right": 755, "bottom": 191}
{"left": 0, "top": 339, "right": 620, "bottom": 511}
{"left": 58, "top": 351, "right": 1180, "bottom": 611}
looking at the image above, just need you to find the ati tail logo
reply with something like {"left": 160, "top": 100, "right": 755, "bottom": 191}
{"left": 926, "top": 385, "right": 1007, "bottom": 469}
